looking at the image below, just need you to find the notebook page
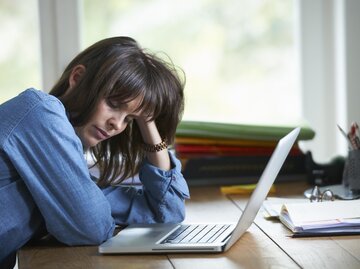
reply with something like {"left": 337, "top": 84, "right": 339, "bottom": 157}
{"left": 281, "top": 200, "right": 360, "bottom": 224}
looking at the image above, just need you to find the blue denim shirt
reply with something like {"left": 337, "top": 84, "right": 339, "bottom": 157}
{"left": 0, "top": 89, "right": 190, "bottom": 260}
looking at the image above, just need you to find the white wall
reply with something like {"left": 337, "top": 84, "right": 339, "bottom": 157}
{"left": 343, "top": 0, "right": 360, "bottom": 140}
{"left": 38, "top": 0, "right": 81, "bottom": 91}
{"left": 298, "top": 0, "right": 360, "bottom": 163}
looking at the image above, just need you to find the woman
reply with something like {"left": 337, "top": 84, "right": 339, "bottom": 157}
{"left": 0, "top": 36, "right": 190, "bottom": 267}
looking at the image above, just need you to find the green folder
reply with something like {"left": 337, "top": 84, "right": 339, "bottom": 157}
{"left": 176, "top": 120, "right": 315, "bottom": 141}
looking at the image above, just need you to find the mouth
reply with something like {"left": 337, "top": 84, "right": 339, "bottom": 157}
{"left": 94, "top": 126, "right": 110, "bottom": 140}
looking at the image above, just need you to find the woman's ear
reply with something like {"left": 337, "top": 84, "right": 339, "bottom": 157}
{"left": 69, "top": 65, "right": 86, "bottom": 89}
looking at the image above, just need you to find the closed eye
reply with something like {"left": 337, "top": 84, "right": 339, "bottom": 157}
{"left": 106, "top": 99, "right": 120, "bottom": 109}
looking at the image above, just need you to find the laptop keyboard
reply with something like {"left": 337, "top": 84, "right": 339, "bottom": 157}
{"left": 161, "top": 224, "right": 231, "bottom": 244}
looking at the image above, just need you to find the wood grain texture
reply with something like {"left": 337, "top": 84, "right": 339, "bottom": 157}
{"left": 18, "top": 182, "right": 360, "bottom": 269}
{"left": 229, "top": 182, "right": 360, "bottom": 269}
{"left": 19, "top": 245, "right": 173, "bottom": 269}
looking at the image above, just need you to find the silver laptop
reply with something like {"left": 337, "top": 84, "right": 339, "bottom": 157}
{"left": 99, "top": 127, "right": 300, "bottom": 254}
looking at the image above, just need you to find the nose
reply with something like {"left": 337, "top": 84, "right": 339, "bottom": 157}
{"left": 108, "top": 117, "right": 127, "bottom": 133}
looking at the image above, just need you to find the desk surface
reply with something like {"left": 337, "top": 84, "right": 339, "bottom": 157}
{"left": 18, "top": 181, "right": 360, "bottom": 269}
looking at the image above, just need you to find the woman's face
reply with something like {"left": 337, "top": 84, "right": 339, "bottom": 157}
{"left": 75, "top": 96, "right": 143, "bottom": 148}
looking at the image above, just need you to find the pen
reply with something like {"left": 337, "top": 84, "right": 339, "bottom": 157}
{"left": 350, "top": 122, "right": 360, "bottom": 149}
{"left": 353, "top": 122, "right": 359, "bottom": 136}
{"left": 337, "top": 124, "right": 353, "bottom": 150}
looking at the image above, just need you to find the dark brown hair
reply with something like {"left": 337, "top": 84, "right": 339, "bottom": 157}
{"left": 50, "top": 36, "right": 185, "bottom": 186}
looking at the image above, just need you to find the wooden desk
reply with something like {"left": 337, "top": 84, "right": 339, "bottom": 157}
{"left": 18, "top": 182, "right": 360, "bottom": 269}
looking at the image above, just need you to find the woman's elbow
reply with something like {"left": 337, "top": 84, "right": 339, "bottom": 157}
{"left": 52, "top": 217, "right": 115, "bottom": 246}
{"left": 82, "top": 221, "right": 115, "bottom": 245}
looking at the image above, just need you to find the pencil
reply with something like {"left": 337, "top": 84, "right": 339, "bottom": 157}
{"left": 220, "top": 184, "right": 276, "bottom": 195}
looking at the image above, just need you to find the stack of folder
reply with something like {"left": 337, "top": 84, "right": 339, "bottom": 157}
{"left": 175, "top": 121, "right": 315, "bottom": 185}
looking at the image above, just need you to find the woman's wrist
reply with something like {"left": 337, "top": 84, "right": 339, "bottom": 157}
{"left": 136, "top": 117, "right": 171, "bottom": 170}
{"left": 143, "top": 138, "right": 168, "bottom": 152}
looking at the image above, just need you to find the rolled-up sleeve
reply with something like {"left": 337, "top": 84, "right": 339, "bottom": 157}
{"left": 102, "top": 152, "right": 190, "bottom": 225}
{"left": 3, "top": 95, "right": 115, "bottom": 245}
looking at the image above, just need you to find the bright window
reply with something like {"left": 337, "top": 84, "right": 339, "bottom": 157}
{"left": 0, "top": 0, "right": 41, "bottom": 103}
{"left": 83, "top": 0, "right": 299, "bottom": 125}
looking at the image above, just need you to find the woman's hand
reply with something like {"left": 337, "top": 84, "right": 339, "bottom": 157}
{"left": 135, "top": 117, "right": 171, "bottom": 171}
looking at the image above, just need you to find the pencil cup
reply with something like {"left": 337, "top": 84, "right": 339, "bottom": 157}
{"left": 342, "top": 150, "right": 360, "bottom": 191}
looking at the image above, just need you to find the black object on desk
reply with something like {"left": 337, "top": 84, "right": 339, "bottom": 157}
{"left": 304, "top": 151, "right": 360, "bottom": 200}
{"left": 305, "top": 151, "right": 345, "bottom": 186}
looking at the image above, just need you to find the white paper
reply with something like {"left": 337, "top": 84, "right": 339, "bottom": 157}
{"left": 281, "top": 200, "right": 360, "bottom": 225}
